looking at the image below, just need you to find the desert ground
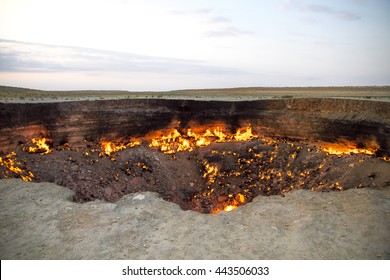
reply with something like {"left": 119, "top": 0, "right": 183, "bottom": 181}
{"left": 0, "top": 86, "right": 389, "bottom": 259}
{"left": 1, "top": 85, "right": 390, "bottom": 102}
{"left": 1, "top": 179, "right": 389, "bottom": 259}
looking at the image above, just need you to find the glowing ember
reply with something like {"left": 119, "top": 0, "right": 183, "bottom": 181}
{"left": 27, "top": 138, "right": 52, "bottom": 155}
{"left": 0, "top": 152, "right": 34, "bottom": 182}
{"left": 223, "top": 205, "right": 237, "bottom": 212}
{"left": 237, "top": 193, "right": 246, "bottom": 203}
{"left": 210, "top": 194, "right": 247, "bottom": 214}
{"left": 202, "top": 161, "right": 219, "bottom": 182}
{"left": 222, "top": 193, "right": 246, "bottom": 212}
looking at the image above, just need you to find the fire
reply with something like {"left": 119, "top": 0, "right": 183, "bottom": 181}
{"left": 1, "top": 152, "right": 23, "bottom": 174}
{"left": 223, "top": 205, "right": 237, "bottom": 212}
{"left": 0, "top": 152, "right": 34, "bottom": 182}
{"left": 2, "top": 124, "right": 387, "bottom": 215}
{"left": 27, "top": 138, "right": 52, "bottom": 155}
{"left": 199, "top": 160, "right": 247, "bottom": 214}
{"left": 203, "top": 162, "right": 219, "bottom": 182}
{"left": 234, "top": 126, "right": 256, "bottom": 141}
{"left": 100, "top": 141, "right": 140, "bottom": 156}
{"left": 97, "top": 125, "right": 257, "bottom": 155}
{"left": 322, "top": 140, "right": 377, "bottom": 156}
{"left": 147, "top": 125, "right": 257, "bottom": 154}
{"left": 223, "top": 193, "right": 246, "bottom": 212}
{"left": 323, "top": 144, "right": 375, "bottom": 156}
{"left": 211, "top": 193, "right": 246, "bottom": 214}
{"left": 149, "top": 129, "right": 190, "bottom": 154}
{"left": 210, "top": 127, "right": 228, "bottom": 142}
{"left": 101, "top": 141, "right": 125, "bottom": 156}
{"left": 237, "top": 193, "right": 245, "bottom": 203}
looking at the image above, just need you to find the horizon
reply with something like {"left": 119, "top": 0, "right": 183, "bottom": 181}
{"left": 2, "top": 84, "right": 390, "bottom": 99}
{"left": 3, "top": 83, "right": 390, "bottom": 91}
{"left": 1, "top": 0, "right": 390, "bottom": 91}
{"left": 2, "top": 82, "right": 390, "bottom": 94}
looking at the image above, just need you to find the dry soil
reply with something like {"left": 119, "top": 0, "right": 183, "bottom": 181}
{"left": 1, "top": 179, "right": 389, "bottom": 259}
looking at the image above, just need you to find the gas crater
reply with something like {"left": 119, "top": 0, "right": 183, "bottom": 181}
{"left": 1, "top": 98, "right": 389, "bottom": 214}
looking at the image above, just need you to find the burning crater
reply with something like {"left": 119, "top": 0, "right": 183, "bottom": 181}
{"left": 0, "top": 98, "right": 389, "bottom": 214}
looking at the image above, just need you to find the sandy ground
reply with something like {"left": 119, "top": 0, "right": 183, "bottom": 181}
{"left": 1, "top": 85, "right": 390, "bottom": 103}
{"left": 0, "top": 179, "right": 389, "bottom": 260}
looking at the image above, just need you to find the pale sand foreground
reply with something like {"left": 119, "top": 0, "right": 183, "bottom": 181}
{"left": 0, "top": 179, "right": 389, "bottom": 259}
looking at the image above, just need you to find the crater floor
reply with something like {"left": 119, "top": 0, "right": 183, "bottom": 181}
{"left": 0, "top": 179, "right": 389, "bottom": 260}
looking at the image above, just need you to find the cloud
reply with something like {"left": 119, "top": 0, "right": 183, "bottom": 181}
{"left": 209, "top": 16, "right": 231, "bottom": 24}
{"left": 171, "top": 8, "right": 212, "bottom": 16}
{"left": 203, "top": 27, "right": 253, "bottom": 38}
{"left": 300, "top": 3, "right": 361, "bottom": 21}
{"left": 278, "top": 0, "right": 293, "bottom": 11}
{"left": 336, "top": 10, "right": 362, "bottom": 21}
{"left": 0, "top": 39, "right": 245, "bottom": 75}
{"left": 348, "top": 0, "right": 367, "bottom": 4}
{"left": 172, "top": 8, "right": 253, "bottom": 38}
{"left": 279, "top": 0, "right": 362, "bottom": 21}
{"left": 300, "top": 3, "right": 333, "bottom": 14}
{"left": 203, "top": 30, "right": 238, "bottom": 38}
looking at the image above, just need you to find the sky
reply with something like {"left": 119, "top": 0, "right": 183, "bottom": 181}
{"left": 0, "top": 0, "right": 389, "bottom": 91}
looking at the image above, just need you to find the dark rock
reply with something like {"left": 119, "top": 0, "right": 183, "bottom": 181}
{"left": 0, "top": 99, "right": 389, "bottom": 156}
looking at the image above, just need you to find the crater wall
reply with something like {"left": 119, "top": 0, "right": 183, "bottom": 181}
{"left": 0, "top": 98, "right": 389, "bottom": 156}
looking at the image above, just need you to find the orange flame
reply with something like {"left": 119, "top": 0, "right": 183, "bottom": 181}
{"left": 323, "top": 143, "right": 376, "bottom": 156}
{"left": 10, "top": 125, "right": 384, "bottom": 215}
{"left": 223, "top": 205, "right": 237, "bottom": 212}
{"left": 0, "top": 152, "right": 34, "bottom": 182}
{"left": 27, "top": 138, "right": 52, "bottom": 155}
{"left": 211, "top": 193, "right": 246, "bottom": 214}
{"left": 98, "top": 125, "right": 257, "bottom": 155}
{"left": 101, "top": 142, "right": 125, "bottom": 156}
{"left": 100, "top": 141, "right": 140, "bottom": 156}
{"left": 234, "top": 126, "right": 256, "bottom": 141}
{"left": 147, "top": 125, "right": 257, "bottom": 154}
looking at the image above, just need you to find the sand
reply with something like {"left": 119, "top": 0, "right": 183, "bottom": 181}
{"left": 1, "top": 179, "right": 389, "bottom": 260}
{"left": 1, "top": 85, "right": 390, "bottom": 103}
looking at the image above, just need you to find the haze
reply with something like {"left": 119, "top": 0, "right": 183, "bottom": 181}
{"left": 0, "top": 0, "right": 389, "bottom": 90}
